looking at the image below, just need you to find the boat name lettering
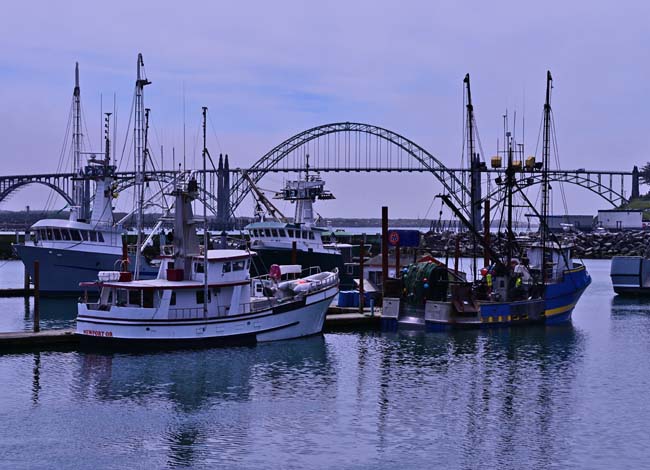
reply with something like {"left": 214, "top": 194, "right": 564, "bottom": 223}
{"left": 83, "top": 329, "right": 113, "bottom": 337}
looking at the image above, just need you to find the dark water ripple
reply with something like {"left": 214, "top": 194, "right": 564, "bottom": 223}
{"left": 1, "top": 259, "right": 650, "bottom": 468}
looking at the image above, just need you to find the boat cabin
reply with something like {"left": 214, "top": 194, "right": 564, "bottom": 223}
{"left": 27, "top": 219, "right": 121, "bottom": 251}
{"left": 246, "top": 221, "right": 337, "bottom": 254}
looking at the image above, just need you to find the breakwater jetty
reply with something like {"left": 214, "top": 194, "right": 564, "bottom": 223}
{"left": 421, "top": 230, "right": 650, "bottom": 260}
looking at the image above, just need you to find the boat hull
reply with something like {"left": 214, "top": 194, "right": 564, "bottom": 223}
{"left": 382, "top": 264, "right": 591, "bottom": 331}
{"left": 13, "top": 244, "right": 157, "bottom": 295}
{"left": 76, "top": 287, "right": 337, "bottom": 349}
{"left": 610, "top": 255, "right": 650, "bottom": 296}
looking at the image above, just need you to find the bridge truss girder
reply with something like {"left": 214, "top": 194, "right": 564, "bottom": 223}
{"left": 485, "top": 170, "right": 630, "bottom": 209}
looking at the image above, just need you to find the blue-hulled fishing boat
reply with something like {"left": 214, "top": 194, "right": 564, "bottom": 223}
{"left": 381, "top": 71, "right": 591, "bottom": 331}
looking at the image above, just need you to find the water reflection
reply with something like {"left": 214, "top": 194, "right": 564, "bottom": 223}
{"left": 21, "top": 296, "right": 77, "bottom": 331}
{"left": 73, "top": 336, "right": 333, "bottom": 468}
{"left": 611, "top": 295, "right": 650, "bottom": 316}
{"left": 370, "top": 326, "right": 584, "bottom": 468}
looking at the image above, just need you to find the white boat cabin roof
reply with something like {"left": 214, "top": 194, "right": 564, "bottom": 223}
{"left": 200, "top": 249, "right": 255, "bottom": 260}
{"left": 88, "top": 278, "right": 247, "bottom": 290}
{"left": 31, "top": 218, "right": 114, "bottom": 231}
{"left": 245, "top": 221, "right": 328, "bottom": 232}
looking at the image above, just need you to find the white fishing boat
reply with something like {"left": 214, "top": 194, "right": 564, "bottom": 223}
{"left": 76, "top": 109, "right": 339, "bottom": 348}
{"left": 245, "top": 166, "right": 364, "bottom": 288}
{"left": 13, "top": 58, "right": 158, "bottom": 293}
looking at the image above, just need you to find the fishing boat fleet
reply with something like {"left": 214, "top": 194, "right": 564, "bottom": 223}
{"left": 9, "top": 56, "right": 603, "bottom": 349}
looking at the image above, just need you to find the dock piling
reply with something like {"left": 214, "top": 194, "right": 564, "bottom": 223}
{"left": 381, "top": 206, "right": 388, "bottom": 290}
{"left": 23, "top": 265, "right": 29, "bottom": 293}
{"left": 359, "top": 233, "right": 365, "bottom": 313}
{"left": 33, "top": 261, "right": 40, "bottom": 333}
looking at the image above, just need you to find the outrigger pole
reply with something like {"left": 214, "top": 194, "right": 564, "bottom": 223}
{"left": 202, "top": 107, "right": 209, "bottom": 319}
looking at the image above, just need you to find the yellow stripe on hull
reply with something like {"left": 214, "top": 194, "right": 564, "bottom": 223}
{"left": 545, "top": 301, "right": 577, "bottom": 317}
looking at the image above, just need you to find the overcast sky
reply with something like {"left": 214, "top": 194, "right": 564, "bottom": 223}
{"left": 1, "top": 0, "right": 648, "bottom": 220}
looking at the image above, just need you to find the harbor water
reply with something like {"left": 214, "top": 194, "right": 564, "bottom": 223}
{"left": 1, "top": 259, "right": 650, "bottom": 468}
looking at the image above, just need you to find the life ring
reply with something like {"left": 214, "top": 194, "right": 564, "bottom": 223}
{"left": 388, "top": 231, "right": 400, "bottom": 246}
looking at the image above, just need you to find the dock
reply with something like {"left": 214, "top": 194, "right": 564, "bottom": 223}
{"left": 0, "top": 329, "right": 77, "bottom": 349}
{"left": 0, "top": 308, "right": 382, "bottom": 351}
{"left": 0, "top": 288, "right": 32, "bottom": 298}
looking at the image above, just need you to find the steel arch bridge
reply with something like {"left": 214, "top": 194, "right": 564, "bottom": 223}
{"left": 0, "top": 121, "right": 638, "bottom": 225}
{"left": 227, "top": 122, "right": 470, "bottom": 216}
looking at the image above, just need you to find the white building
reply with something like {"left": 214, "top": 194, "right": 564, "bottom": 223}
{"left": 597, "top": 209, "right": 643, "bottom": 230}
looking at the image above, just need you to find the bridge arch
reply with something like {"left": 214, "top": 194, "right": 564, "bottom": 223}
{"left": 228, "top": 122, "right": 470, "bottom": 216}
{"left": 0, "top": 179, "right": 74, "bottom": 208}
{"left": 485, "top": 171, "right": 627, "bottom": 209}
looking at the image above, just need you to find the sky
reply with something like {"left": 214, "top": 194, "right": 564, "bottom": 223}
{"left": 1, "top": 0, "right": 648, "bottom": 221}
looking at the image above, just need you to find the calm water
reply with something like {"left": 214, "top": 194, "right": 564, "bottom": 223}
{"left": 1, "top": 259, "right": 650, "bottom": 469}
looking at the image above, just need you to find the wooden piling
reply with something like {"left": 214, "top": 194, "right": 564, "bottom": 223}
{"left": 33, "top": 261, "right": 40, "bottom": 333}
{"left": 381, "top": 206, "right": 388, "bottom": 290}
{"left": 359, "top": 233, "right": 366, "bottom": 313}
{"left": 23, "top": 265, "right": 30, "bottom": 293}
{"left": 291, "top": 241, "right": 297, "bottom": 265}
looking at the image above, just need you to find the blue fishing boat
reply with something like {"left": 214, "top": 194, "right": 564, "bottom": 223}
{"left": 381, "top": 71, "right": 591, "bottom": 331}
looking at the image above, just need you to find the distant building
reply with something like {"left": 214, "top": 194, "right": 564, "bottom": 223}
{"left": 547, "top": 215, "right": 596, "bottom": 232}
{"left": 597, "top": 209, "right": 644, "bottom": 230}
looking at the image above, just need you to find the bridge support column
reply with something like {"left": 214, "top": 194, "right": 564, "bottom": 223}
{"left": 632, "top": 165, "right": 640, "bottom": 200}
{"left": 217, "top": 154, "right": 224, "bottom": 229}
{"left": 223, "top": 154, "right": 231, "bottom": 229}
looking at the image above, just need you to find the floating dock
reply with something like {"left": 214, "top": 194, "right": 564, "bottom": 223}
{"left": 0, "top": 309, "right": 382, "bottom": 351}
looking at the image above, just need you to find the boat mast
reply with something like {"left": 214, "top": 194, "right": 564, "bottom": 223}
{"left": 465, "top": 74, "right": 481, "bottom": 231}
{"left": 506, "top": 131, "right": 514, "bottom": 267}
{"left": 541, "top": 71, "right": 552, "bottom": 283}
{"left": 202, "top": 107, "right": 209, "bottom": 318}
{"left": 465, "top": 74, "right": 480, "bottom": 280}
{"left": 133, "top": 53, "right": 151, "bottom": 280}
{"left": 72, "top": 62, "right": 86, "bottom": 221}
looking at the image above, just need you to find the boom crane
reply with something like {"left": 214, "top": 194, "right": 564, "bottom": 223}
{"left": 242, "top": 172, "right": 288, "bottom": 223}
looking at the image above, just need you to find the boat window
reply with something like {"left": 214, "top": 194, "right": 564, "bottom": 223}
{"left": 61, "top": 229, "right": 71, "bottom": 241}
{"left": 195, "top": 262, "right": 205, "bottom": 273}
{"left": 233, "top": 260, "right": 246, "bottom": 271}
{"left": 143, "top": 290, "right": 154, "bottom": 308}
{"left": 116, "top": 289, "right": 128, "bottom": 306}
{"left": 302, "top": 231, "right": 308, "bottom": 239}
{"left": 287, "top": 229, "right": 294, "bottom": 237}
{"left": 106, "top": 290, "right": 113, "bottom": 304}
{"left": 309, "top": 232, "right": 315, "bottom": 240}
{"left": 39, "top": 230, "right": 47, "bottom": 240}
{"left": 196, "top": 289, "right": 211, "bottom": 304}
{"left": 223, "top": 261, "right": 232, "bottom": 273}
{"left": 250, "top": 229, "right": 257, "bottom": 237}
{"left": 81, "top": 230, "right": 89, "bottom": 241}
{"left": 271, "top": 229, "right": 279, "bottom": 237}
{"left": 89, "top": 231, "right": 97, "bottom": 242}
{"left": 53, "top": 229, "right": 62, "bottom": 241}
{"left": 245, "top": 259, "right": 250, "bottom": 270}
{"left": 128, "top": 289, "right": 142, "bottom": 306}
{"left": 97, "top": 232, "right": 105, "bottom": 243}
{"left": 279, "top": 229, "right": 286, "bottom": 237}
{"left": 170, "top": 291, "right": 176, "bottom": 306}
{"left": 71, "top": 230, "right": 81, "bottom": 241}
{"left": 265, "top": 229, "right": 272, "bottom": 237}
